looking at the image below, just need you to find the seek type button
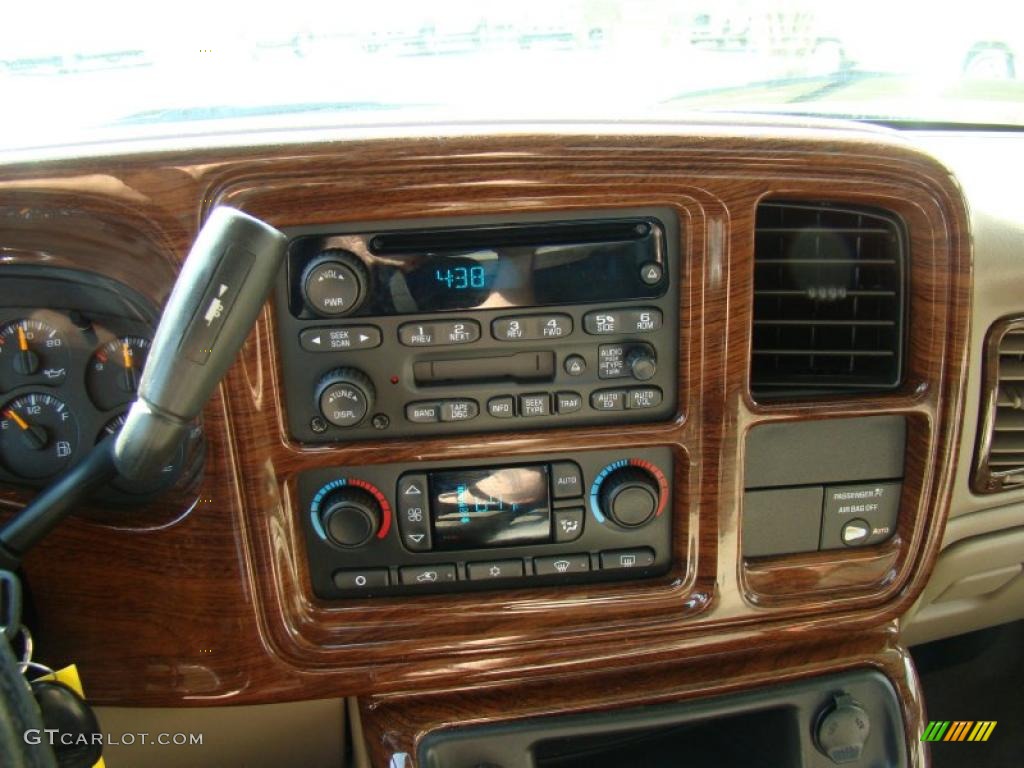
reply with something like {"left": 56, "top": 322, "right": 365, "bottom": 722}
{"left": 397, "top": 474, "right": 431, "bottom": 552}
{"left": 519, "top": 393, "right": 550, "bottom": 417}
{"left": 821, "top": 481, "right": 902, "bottom": 549}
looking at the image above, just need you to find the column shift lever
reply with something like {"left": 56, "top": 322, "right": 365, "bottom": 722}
{"left": 0, "top": 206, "right": 287, "bottom": 568}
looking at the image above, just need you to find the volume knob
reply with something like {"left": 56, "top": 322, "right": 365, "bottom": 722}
{"left": 301, "top": 250, "right": 368, "bottom": 317}
{"left": 599, "top": 467, "right": 660, "bottom": 527}
{"left": 316, "top": 368, "right": 375, "bottom": 428}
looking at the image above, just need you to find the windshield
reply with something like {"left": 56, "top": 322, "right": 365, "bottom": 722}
{"left": 4, "top": 0, "right": 1024, "bottom": 152}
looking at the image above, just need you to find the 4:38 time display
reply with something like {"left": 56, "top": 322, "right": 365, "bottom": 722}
{"left": 435, "top": 265, "right": 486, "bottom": 290}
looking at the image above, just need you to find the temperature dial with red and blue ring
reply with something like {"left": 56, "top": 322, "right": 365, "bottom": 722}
{"left": 590, "top": 458, "right": 668, "bottom": 527}
{"left": 310, "top": 477, "right": 392, "bottom": 548}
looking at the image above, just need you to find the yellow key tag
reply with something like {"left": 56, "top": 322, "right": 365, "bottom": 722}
{"left": 37, "top": 665, "right": 106, "bottom": 768}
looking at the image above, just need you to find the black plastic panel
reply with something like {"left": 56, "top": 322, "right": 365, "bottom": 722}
{"left": 274, "top": 209, "right": 680, "bottom": 443}
{"left": 420, "top": 669, "right": 907, "bottom": 768}
{"left": 299, "top": 447, "right": 673, "bottom": 599}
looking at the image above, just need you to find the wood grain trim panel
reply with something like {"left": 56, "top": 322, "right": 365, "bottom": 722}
{"left": 358, "top": 628, "right": 929, "bottom": 767}
{"left": 0, "top": 128, "right": 969, "bottom": 709}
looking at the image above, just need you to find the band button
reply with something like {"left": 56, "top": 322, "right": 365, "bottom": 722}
{"left": 405, "top": 402, "right": 441, "bottom": 423}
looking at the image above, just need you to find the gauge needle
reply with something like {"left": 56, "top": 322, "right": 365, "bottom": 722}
{"left": 12, "top": 325, "right": 39, "bottom": 376}
{"left": 120, "top": 341, "right": 138, "bottom": 392}
{"left": 4, "top": 408, "right": 46, "bottom": 450}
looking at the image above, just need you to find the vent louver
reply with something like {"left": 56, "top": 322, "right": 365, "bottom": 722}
{"left": 751, "top": 202, "right": 906, "bottom": 397}
{"left": 975, "top": 322, "right": 1024, "bottom": 492}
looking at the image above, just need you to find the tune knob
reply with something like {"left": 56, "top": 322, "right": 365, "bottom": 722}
{"left": 599, "top": 466, "right": 660, "bottom": 527}
{"left": 319, "top": 486, "right": 381, "bottom": 548}
{"left": 316, "top": 368, "right": 374, "bottom": 428}
{"left": 625, "top": 345, "right": 657, "bottom": 381}
{"left": 301, "top": 250, "right": 368, "bottom": 317}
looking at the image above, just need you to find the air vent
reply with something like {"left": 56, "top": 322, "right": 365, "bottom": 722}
{"left": 974, "top": 320, "right": 1024, "bottom": 492}
{"left": 751, "top": 202, "right": 906, "bottom": 397}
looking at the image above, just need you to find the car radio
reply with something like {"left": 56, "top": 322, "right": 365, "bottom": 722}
{"left": 300, "top": 447, "right": 673, "bottom": 598}
{"left": 274, "top": 210, "right": 680, "bottom": 442}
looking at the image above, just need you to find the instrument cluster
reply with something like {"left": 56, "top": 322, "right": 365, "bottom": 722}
{"left": 0, "top": 270, "right": 200, "bottom": 502}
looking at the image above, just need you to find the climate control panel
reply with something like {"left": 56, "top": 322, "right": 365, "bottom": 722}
{"left": 299, "top": 447, "right": 673, "bottom": 598}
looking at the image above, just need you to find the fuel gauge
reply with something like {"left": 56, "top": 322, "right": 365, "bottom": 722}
{"left": 0, "top": 319, "right": 70, "bottom": 391}
{"left": 0, "top": 393, "right": 78, "bottom": 479}
{"left": 86, "top": 336, "right": 151, "bottom": 411}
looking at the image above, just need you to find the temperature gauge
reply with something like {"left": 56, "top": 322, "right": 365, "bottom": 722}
{"left": 0, "top": 319, "right": 70, "bottom": 391}
{"left": 0, "top": 393, "right": 78, "bottom": 479}
{"left": 86, "top": 336, "right": 151, "bottom": 411}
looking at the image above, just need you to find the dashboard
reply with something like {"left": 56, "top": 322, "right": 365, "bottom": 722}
{"left": 0, "top": 119, "right": 998, "bottom": 766}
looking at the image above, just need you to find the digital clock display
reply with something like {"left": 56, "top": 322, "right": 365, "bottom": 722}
{"left": 430, "top": 465, "right": 551, "bottom": 550}
{"left": 434, "top": 264, "right": 487, "bottom": 291}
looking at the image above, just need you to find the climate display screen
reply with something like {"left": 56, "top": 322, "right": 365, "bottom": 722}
{"left": 429, "top": 465, "right": 551, "bottom": 550}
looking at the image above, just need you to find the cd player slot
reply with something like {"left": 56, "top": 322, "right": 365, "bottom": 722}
{"left": 414, "top": 351, "right": 555, "bottom": 386}
{"left": 368, "top": 219, "right": 648, "bottom": 254}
